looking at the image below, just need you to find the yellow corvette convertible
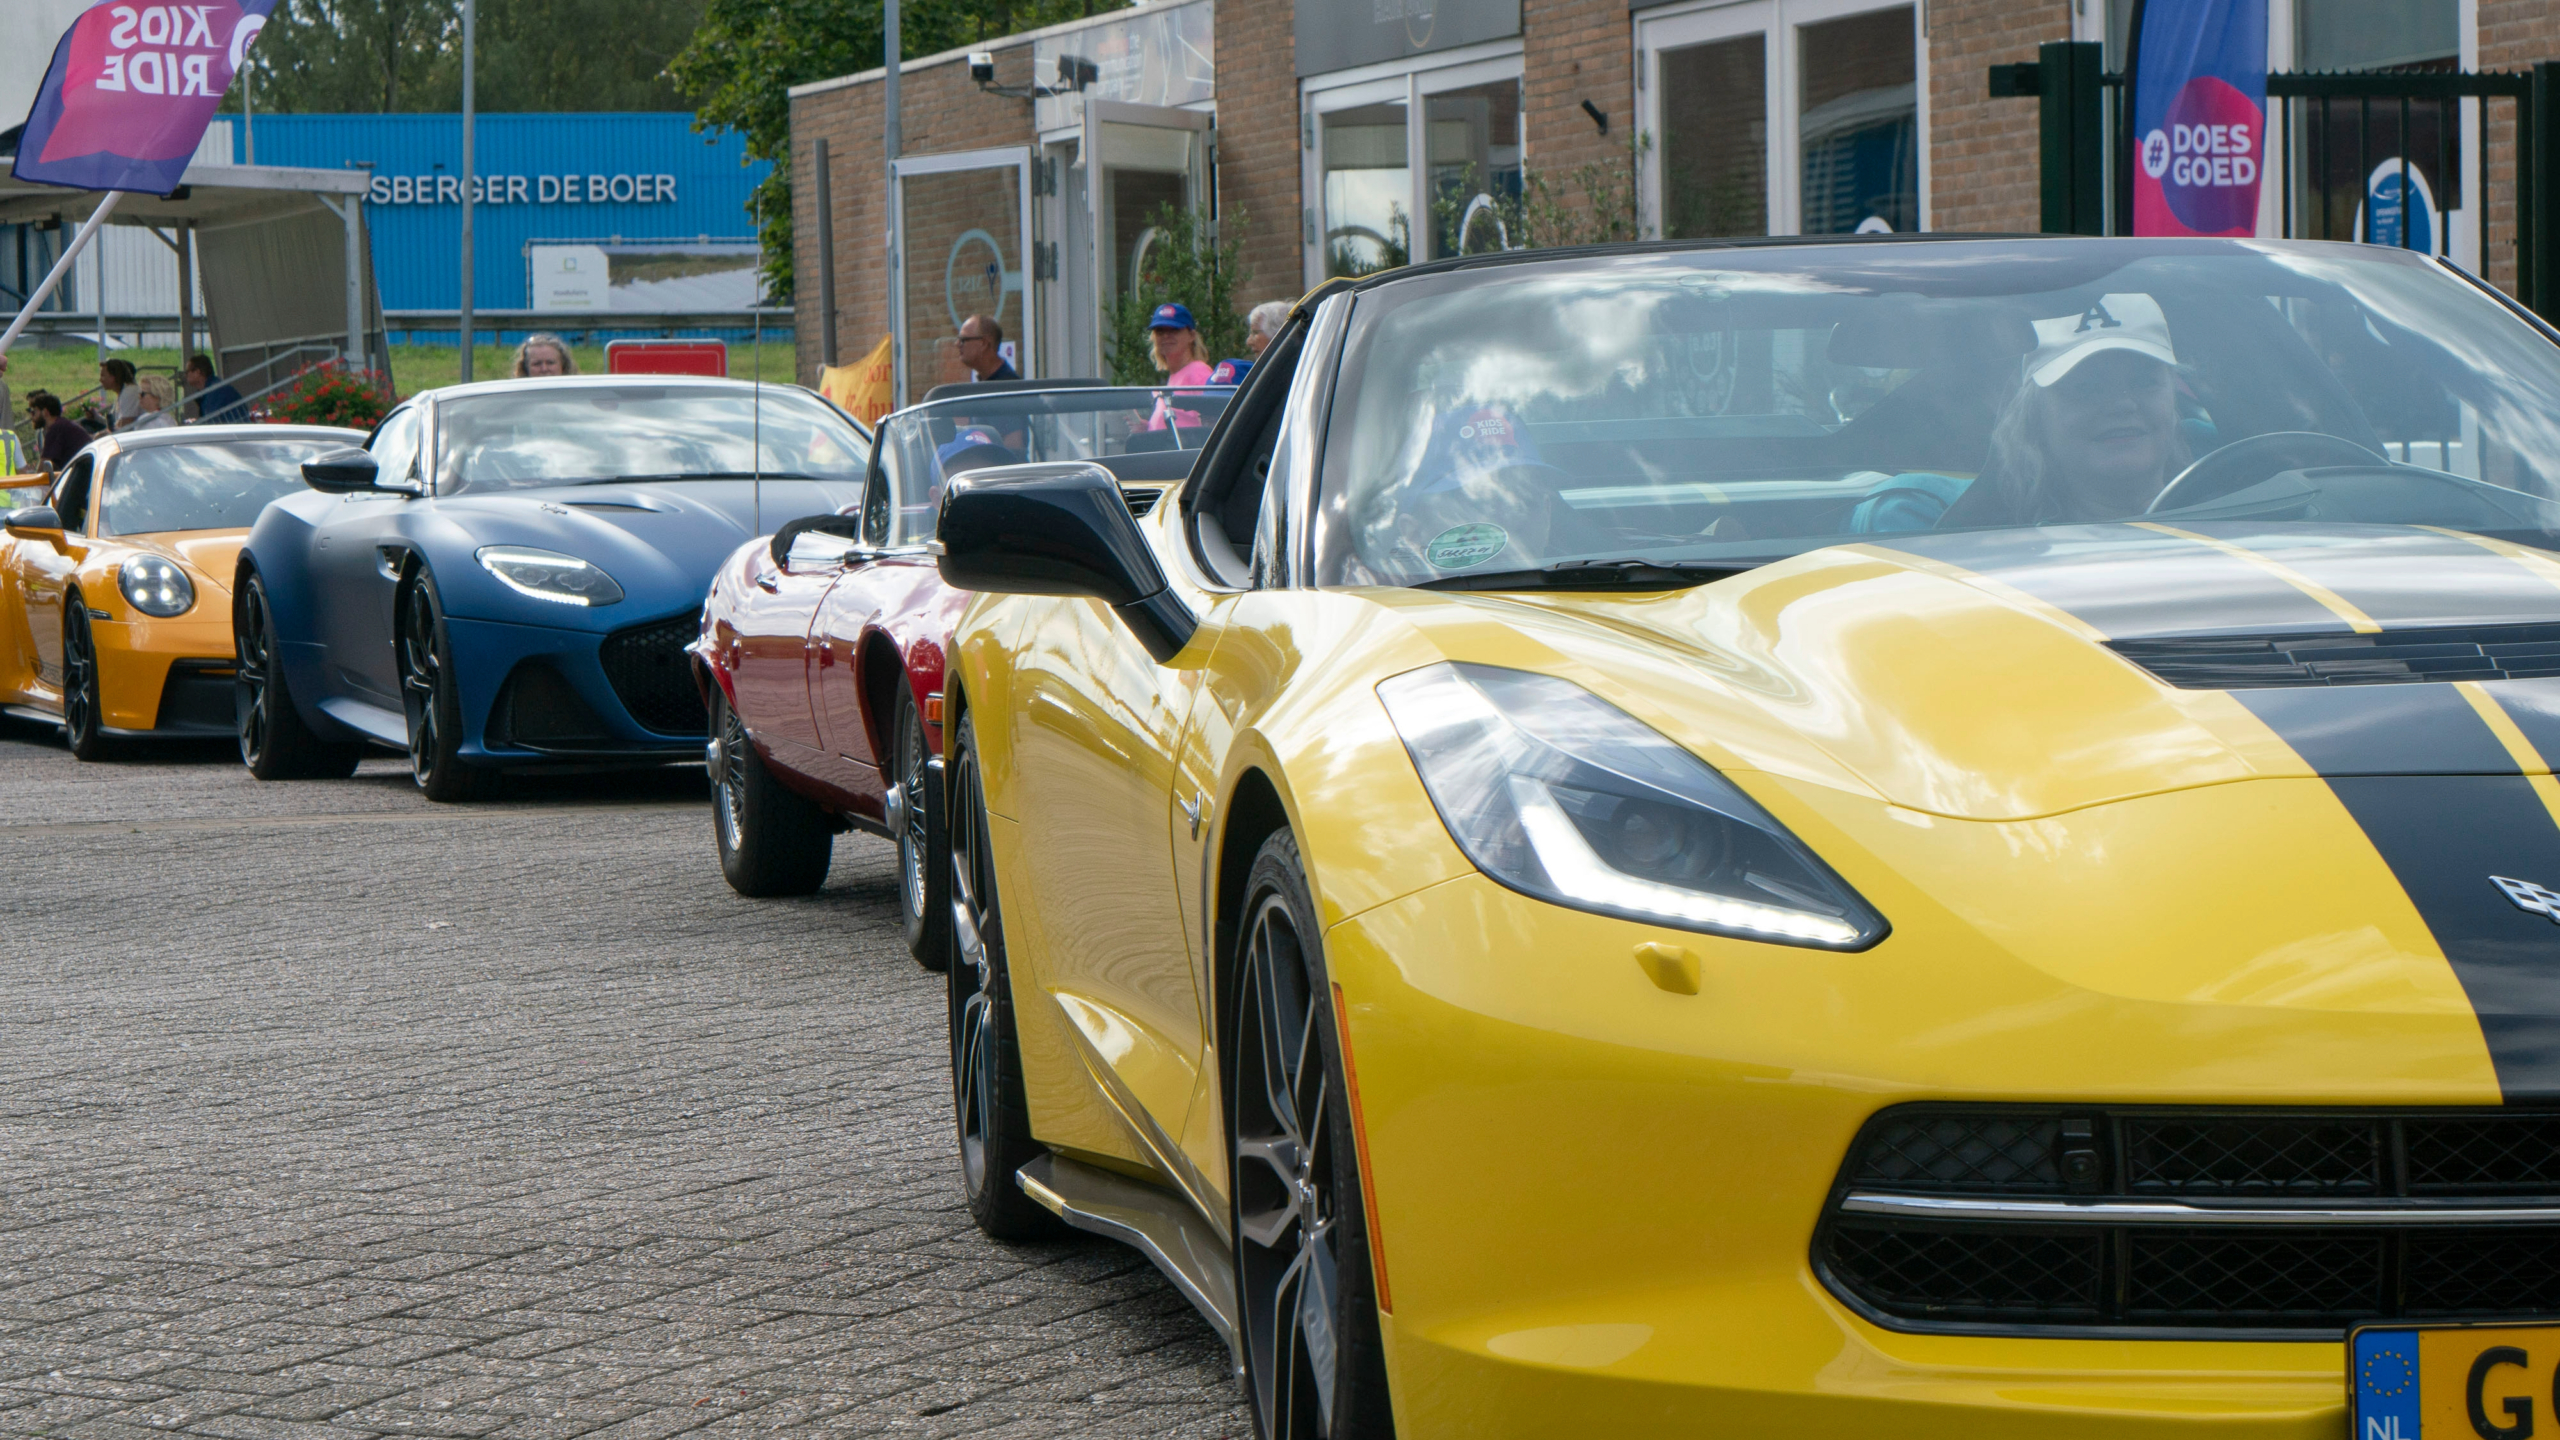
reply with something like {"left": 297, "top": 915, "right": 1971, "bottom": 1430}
{"left": 932, "top": 236, "right": 2560, "bottom": 1437}
{"left": 0, "top": 424, "right": 362, "bottom": 758}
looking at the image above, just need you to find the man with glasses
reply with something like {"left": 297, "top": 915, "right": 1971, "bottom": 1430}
{"left": 955, "top": 315, "right": 1017, "bottom": 382}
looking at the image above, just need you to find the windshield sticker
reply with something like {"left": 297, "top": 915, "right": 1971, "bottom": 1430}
{"left": 1426, "top": 523, "right": 1508, "bottom": 571}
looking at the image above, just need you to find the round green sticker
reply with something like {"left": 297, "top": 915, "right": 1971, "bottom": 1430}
{"left": 1425, "top": 523, "right": 1508, "bottom": 571}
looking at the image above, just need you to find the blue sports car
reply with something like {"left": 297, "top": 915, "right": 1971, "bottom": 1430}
{"left": 234, "top": 375, "right": 871, "bottom": 799}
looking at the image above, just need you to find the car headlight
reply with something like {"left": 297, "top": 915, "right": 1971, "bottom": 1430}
{"left": 475, "top": 546, "right": 624, "bottom": 606}
{"left": 1376, "top": 662, "right": 1887, "bottom": 950}
{"left": 118, "top": 554, "right": 194, "bottom": 617}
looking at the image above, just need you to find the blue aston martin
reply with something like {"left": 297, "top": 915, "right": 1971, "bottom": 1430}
{"left": 233, "top": 375, "right": 870, "bottom": 799}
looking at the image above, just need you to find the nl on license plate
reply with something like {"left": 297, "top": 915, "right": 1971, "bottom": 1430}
{"left": 2353, "top": 1322, "right": 2560, "bottom": 1439}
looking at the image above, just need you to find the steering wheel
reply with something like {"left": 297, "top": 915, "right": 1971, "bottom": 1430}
{"left": 2146, "top": 431, "right": 2384, "bottom": 514}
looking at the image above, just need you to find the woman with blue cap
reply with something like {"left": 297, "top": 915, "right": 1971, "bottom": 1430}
{"left": 1146, "top": 302, "right": 1216, "bottom": 432}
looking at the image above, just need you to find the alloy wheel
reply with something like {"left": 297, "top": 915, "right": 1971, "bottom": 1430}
{"left": 397, "top": 582, "right": 443, "bottom": 787}
{"left": 1235, "top": 891, "right": 1344, "bottom": 1439}
{"left": 948, "top": 734, "right": 999, "bottom": 1199}
{"left": 62, "top": 605, "right": 98, "bottom": 747}
{"left": 236, "top": 583, "right": 273, "bottom": 766}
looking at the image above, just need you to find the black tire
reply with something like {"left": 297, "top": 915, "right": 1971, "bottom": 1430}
{"left": 236, "top": 571, "right": 363, "bottom": 780}
{"left": 396, "top": 569, "right": 493, "bottom": 803}
{"left": 892, "top": 683, "right": 950, "bottom": 970}
{"left": 61, "top": 599, "right": 116, "bottom": 762}
{"left": 947, "top": 708, "right": 1070, "bottom": 1242}
{"left": 1231, "top": 829, "right": 1396, "bottom": 1440}
{"left": 709, "top": 687, "right": 834, "bottom": 896}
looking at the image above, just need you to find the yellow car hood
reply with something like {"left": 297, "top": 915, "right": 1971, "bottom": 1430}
{"left": 1458, "top": 521, "right": 2560, "bottom": 821}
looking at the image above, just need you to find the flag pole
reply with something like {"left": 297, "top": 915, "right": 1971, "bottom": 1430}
{"left": 458, "top": 0, "right": 476, "bottom": 382}
{"left": 0, "top": 192, "right": 123, "bottom": 359}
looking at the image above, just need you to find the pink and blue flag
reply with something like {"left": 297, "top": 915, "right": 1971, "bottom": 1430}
{"left": 2128, "top": 0, "right": 2268, "bottom": 237}
{"left": 12, "top": 1, "right": 277, "bottom": 195}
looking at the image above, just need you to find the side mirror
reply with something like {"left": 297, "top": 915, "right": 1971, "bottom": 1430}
{"left": 3, "top": 505, "right": 63, "bottom": 541}
{"left": 934, "top": 461, "right": 1198, "bottom": 663}
{"left": 301, "top": 446, "right": 384, "bottom": 493}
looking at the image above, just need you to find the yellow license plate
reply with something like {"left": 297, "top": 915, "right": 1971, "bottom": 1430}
{"left": 2352, "top": 1322, "right": 2560, "bottom": 1440}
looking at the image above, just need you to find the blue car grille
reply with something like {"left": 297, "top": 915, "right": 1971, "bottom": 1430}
{"left": 599, "top": 614, "right": 706, "bottom": 736}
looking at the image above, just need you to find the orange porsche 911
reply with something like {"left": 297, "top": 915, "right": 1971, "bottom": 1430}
{"left": 0, "top": 424, "right": 363, "bottom": 758}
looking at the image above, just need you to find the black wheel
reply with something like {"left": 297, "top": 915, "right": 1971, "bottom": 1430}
{"left": 947, "top": 708, "right": 1069, "bottom": 1241}
{"left": 61, "top": 599, "right": 115, "bottom": 761}
{"left": 236, "top": 571, "right": 362, "bottom": 780}
{"left": 397, "top": 569, "right": 492, "bottom": 803}
{"left": 892, "top": 683, "right": 949, "bottom": 970}
{"left": 709, "top": 687, "right": 834, "bottom": 896}
{"left": 1231, "top": 830, "right": 1395, "bottom": 1440}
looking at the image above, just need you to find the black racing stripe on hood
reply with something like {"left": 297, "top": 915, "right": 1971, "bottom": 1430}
{"left": 2483, "top": 682, "right": 2560, "bottom": 769}
{"left": 2232, "top": 687, "right": 2522, "bottom": 777}
{"left": 1867, "top": 525, "right": 2357, "bottom": 638}
{"left": 2323, "top": 775, "right": 2560, "bottom": 1101}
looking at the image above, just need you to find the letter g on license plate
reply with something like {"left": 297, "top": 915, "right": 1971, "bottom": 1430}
{"left": 2353, "top": 1323, "right": 2560, "bottom": 1439}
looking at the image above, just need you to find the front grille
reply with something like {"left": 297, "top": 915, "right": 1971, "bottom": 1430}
{"left": 492, "top": 659, "right": 614, "bottom": 750}
{"left": 155, "top": 658, "right": 237, "bottom": 735}
{"left": 1818, "top": 1105, "right": 2560, "bottom": 1337}
{"left": 597, "top": 615, "right": 706, "bottom": 736}
{"left": 2110, "top": 623, "right": 2560, "bottom": 688}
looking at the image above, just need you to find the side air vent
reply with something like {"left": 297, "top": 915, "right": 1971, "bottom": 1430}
{"left": 1122, "top": 486, "right": 1165, "bottom": 518}
{"left": 2110, "top": 622, "right": 2560, "bottom": 689}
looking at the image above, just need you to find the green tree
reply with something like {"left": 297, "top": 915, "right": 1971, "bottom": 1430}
{"left": 230, "top": 0, "right": 460, "bottom": 113}
{"left": 668, "top": 0, "right": 1108, "bottom": 301}
{"left": 226, "top": 0, "right": 709, "bottom": 115}
{"left": 1101, "top": 203, "right": 1251, "bottom": 385}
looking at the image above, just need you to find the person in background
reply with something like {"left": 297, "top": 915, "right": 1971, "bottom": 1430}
{"left": 1246, "top": 301, "right": 1287, "bottom": 356}
{"left": 512, "top": 333, "right": 577, "bottom": 378}
{"left": 28, "top": 392, "right": 90, "bottom": 471}
{"left": 99, "top": 359, "right": 140, "bottom": 432}
{"left": 1148, "top": 303, "right": 1213, "bottom": 387}
{"left": 957, "top": 315, "right": 1017, "bottom": 382}
{"left": 184, "top": 356, "right": 243, "bottom": 424}
{"left": 129, "top": 376, "right": 177, "bottom": 431}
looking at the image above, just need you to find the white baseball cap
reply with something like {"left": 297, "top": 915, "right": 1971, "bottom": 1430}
{"left": 2025, "top": 293, "right": 2178, "bottom": 387}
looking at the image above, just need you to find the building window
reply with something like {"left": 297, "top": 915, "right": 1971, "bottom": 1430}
{"left": 1305, "top": 51, "right": 1524, "bottom": 284}
{"left": 1798, "top": 7, "right": 1917, "bottom": 234}
{"left": 1322, "top": 103, "right": 1411, "bottom": 276}
{"left": 1661, "top": 37, "right": 1767, "bottom": 237}
{"left": 1425, "top": 79, "right": 1523, "bottom": 257}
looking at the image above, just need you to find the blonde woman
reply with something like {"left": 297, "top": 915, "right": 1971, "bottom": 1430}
{"left": 511, "top": 333, "right": 577, "bottom": 378}
{"left": 129, "top": 375, "right": 178, "bottom": 430}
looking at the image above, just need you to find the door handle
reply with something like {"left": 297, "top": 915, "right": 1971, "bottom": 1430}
{"left": 817, "top": 640, "right": 835, "bottom": 668}
{"left": 754, "top": 574, "right": 779, "bottom": 593}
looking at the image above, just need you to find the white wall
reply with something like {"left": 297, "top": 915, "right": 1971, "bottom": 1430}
{"left": 2, "top": 0, "right": 100, "bottom": 126}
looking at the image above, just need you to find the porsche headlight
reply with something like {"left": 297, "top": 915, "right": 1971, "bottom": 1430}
{"left": 1377, "top": 663, "right": 1887, "bottom": 950}
{"left": 475, "top": 546, "right": 624, "bottom": 606}
{"left": 117, "top": 554, "right": 194, "bottom": 617}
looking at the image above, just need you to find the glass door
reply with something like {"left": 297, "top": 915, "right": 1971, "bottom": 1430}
{"left": 1791, "top": 2, "right": 1919, "bottom": 235}
{"left": 1084, "top": 100, "right": 1213, "bottom": 381}
{"left": 890, "top": 147, "right": 1032, "bottom": 407}
{"left": 1034, "top": 139, "right": 1094, "bottom": 379}
{"left": 1644, "top": 2, "right": 1775, "bottom": 239}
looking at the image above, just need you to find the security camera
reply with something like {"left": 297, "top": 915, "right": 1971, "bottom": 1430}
{"left": 968, "top": 52, "right": 996, "bottom": 85}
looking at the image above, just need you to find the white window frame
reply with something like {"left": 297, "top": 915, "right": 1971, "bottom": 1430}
{"left": 1635, "top": 0, "right": 1929, "bottom": 238}
{"left": 888, "top": 145, "right": 1033, "bottom": 408}
{"left": 1301, "top": 40, "right": 1526, "bottom": 287}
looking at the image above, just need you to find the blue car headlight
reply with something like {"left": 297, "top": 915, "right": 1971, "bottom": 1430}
{"left": 118, "top": 554, "right": 194, "bottom": 617}
{"left": 475, "top": 545, "right": 624, "bottom": 606}
{"left": 1376, "top": 662, "right": 1887, "bottom": 950}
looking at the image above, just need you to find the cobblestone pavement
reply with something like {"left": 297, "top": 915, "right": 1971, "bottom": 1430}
{"left": 0, "top": 723, "right": 1247, "bottom": 1439}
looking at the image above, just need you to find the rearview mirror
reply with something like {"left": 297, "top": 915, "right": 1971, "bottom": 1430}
{"left": 301, "top": 447, "right": 385, "bottom": 493}
{"left": 4, "top": 505, "right": 62, "bottom": 541}
{"left": 770, "top": 513, "right": 869, "bottom": 568}
{"left": 934, "top": 461, "right": 1198, "bottom": 663}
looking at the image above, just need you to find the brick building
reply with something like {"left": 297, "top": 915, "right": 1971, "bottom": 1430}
{"left": 791, "top": 0, "right": 2532, "bottom": 399}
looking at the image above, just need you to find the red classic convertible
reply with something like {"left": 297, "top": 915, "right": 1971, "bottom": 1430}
{"left": 690, "top": 382, "right": 1232, "bottom": 966}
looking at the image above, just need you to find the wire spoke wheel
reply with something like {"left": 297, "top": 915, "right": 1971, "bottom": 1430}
{"left": 714, "top": 692, "right": 752, "bottom": 854}
{"left": 894, "top": 685, "right": 949, "bottom": 970}
{"left": 899, "top": 702, "right": 931, "bottom": 932}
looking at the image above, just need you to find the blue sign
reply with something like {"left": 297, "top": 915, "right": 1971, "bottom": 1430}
{"left": 2362, "top": 159, "right": 2437, "bottom": 252}
{"left": 231, "top": 113, "right": 768, "bottom": 310}
{"left": 2350, "top": 1328, "right": 2419, "bottom": 1440}
{"left": 2129, "top": 0, "right": 2269, "bottom": 237}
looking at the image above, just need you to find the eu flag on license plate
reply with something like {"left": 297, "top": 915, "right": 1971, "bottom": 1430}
{"left": 2354, "top": 1328, "right": 2421, "bottom": 1440}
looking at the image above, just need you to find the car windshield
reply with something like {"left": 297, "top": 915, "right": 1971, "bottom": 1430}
{"left": 864, "top": 384, "right": 1232, "bottom": 548}
{"left": 434, "top": 384, "right": 868, "bottom": 494}
{"left": 100, "top": 439, "right": 348, "bottom": 535}
{"left": 1314, "top": 239, "right": 2560, "bottom": 587}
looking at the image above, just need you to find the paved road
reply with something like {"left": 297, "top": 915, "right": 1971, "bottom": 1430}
{"left": 0, "top": 723, "right": 1246, "bottom": 1439}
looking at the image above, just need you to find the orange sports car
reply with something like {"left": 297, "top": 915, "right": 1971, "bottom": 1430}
{"left": 0, "top": 423, "right": 364, "bottom": 758}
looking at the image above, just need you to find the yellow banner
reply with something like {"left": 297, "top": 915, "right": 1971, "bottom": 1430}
{"left": 820, "top": 334, "right": 896, "bottom": 428}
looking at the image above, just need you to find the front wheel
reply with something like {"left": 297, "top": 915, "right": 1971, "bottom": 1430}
{"left": 397, "top": 569, "right": 492, "bottom": 803}
{"left": 709, "top": 687, "right": 834, "bottom": 896}
{"left": 948, "top": 708, "right": 1068, "bottom": 1241}
{"left": 62, "top": 600, "right": 115, "bottom": 762}
{"left": 1231, "top": 829, "right": 1396, "bottom": 1440}
{"left": 236, "top": 571, "right": 362, "bottom": 780}
{"left": 892, "top": 682, "right": 949, "bottom": 971}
